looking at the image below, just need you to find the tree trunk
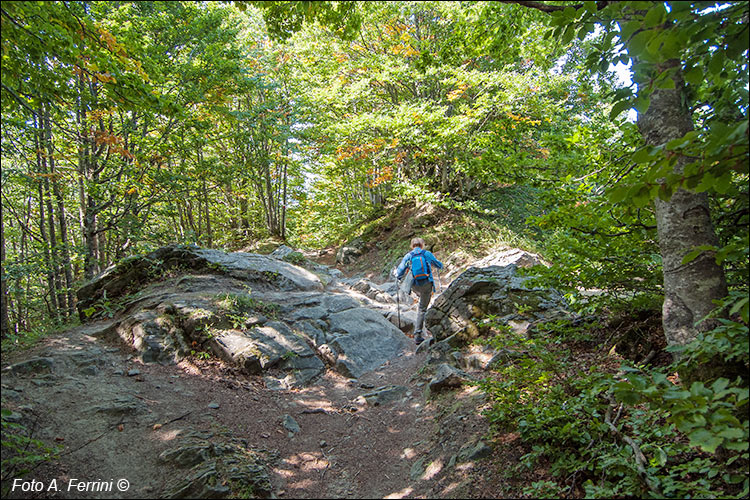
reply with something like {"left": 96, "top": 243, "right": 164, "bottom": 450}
{"left": 1, "top": 213, "right": 10, "bottom": 338}
{"left": 44, "top": 107, "right": 75, "bottom": 317}
{"left": 41, "top": 106, "right": 66, "bottom": 316}
{"left": 35, "top": 115, "right": 60, "bottom": 321}
{"left": 203, "top": 177, "right": 213, "bottom": 247}
{"left": 636, "top": 62, "right": 728, "bottom": 353}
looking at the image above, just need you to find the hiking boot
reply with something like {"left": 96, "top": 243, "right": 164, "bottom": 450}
{"left": 415, "top": 335, "right": 424, "bottom": 346}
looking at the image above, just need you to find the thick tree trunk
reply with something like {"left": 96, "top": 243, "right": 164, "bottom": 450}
{"left": 636, "top": 62, "right": 728, "bottom": 352}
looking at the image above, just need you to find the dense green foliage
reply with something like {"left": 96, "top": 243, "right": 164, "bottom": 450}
{"left": 1, "top": 1, "right": 748, "bottom": 495}
{"left": 479, "top": 306, "right": 748, "bottom": 498}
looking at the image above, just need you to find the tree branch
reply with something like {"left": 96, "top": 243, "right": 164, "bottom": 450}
{"left": 605, "top": 396, "right": 663, "bottom": 497}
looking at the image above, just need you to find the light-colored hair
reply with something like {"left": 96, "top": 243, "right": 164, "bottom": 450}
{"left": 411, "top": 237, "right": 425, "bottom": 249}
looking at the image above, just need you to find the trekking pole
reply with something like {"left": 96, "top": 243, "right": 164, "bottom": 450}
{"left": 395, "top": 275, "right": 401, "bottom": 329}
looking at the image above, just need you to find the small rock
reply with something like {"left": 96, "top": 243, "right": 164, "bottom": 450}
{"left": 127, "top": 369, "right": 141, "bottom": 377}
{"left": 3, "top": 412, "right": 23, "bottom": 423}
{"left": 458, "top": 440, "right": 493, "bottom": 461}
{"left": 427, "top": 364, "right": 471, "bottom": 393}
{"left": 80, "top": 365, "right": 98, "bottom": 376}
{"left": 2, "top": 390, "right": 22, "bottom": 401}
{"left": 282, "top": 414, "right": 300, "bottom": 435}
{"left": 319, "top": 440, "right": 327, "bottom": 448}
{"left": 207, "top": 402, "right": 220, "bottom": 409}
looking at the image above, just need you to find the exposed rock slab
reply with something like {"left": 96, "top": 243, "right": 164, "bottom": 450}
{"left": 424, "top": 263, "right": 566, "bottom": 344}
{"left": 77, "top": 244, "right": 324, "bottom": 320}
{"left": 74, "top": 245, "right": 413, "bottom": 387}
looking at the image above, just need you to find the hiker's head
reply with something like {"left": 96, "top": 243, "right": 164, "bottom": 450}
{"left": 411, "top": 237, "right": 425, "bottom": 249}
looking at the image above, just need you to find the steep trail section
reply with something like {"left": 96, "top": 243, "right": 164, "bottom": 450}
{"left": 0, "top": 244, "right": 468, "bottom": 499}
{"left": 3, "top": 243, "right": 559, "bottom": 498}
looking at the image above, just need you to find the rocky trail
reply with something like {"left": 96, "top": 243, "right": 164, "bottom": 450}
{"left": 2, "top": 244, "right": 565, "bottom": 499}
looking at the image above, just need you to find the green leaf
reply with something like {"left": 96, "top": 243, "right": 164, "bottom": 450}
{"left": 658, "top": 183, "right": 672, "bottom": 201}
{"left": 628, "top": 31, "right": 651, "bottom": 57}
{"left": 655, "top": 76, "right": 675, "bottom": 89}
{"left": 717, "top": 427, "right": 745, "bottom": 440}
{"left": 561, "top": 25, "right": 576, "bottom": 45}
{"left": 620, "top": 20, "right": 641, "bottom": 41}
{"left": 633, "top": 96, "right": 650, "bottom": 114}
{"left": 688, "top": 429, "right": 723, "bottom": 453}
{"left": 609, "top": 185, "right": 629, "bottom": 203}
{"left": 610, "top": 99, "right": 632, "bottom": 120}
{"left": 711, "top": 378, "right": 730, "bottom": 394}
{"left": 714, "top": 173, "right": 732, "bottom": 194}
{"left": 644, "top": 4, "right": 666, "bottom": 28}
{"left": 666, "top": 135, "right": 691, "bottom": 150}
{"left": 708, "top": 51, "right": 725, "bottom": 75}
{"left": 654, "top": 446, "right": 667, "bottom": 467}
{"left": 632, "top": 185, "right": 651, "bottom": 208}
{"left": 632, "top": 147, "right": 655, "bottom": 163}
{"left": 729, "top": 296, "right": 748, "bottom": 318}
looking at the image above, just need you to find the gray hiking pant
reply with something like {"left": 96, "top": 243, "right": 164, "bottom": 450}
{"left": 412, "top": 281, "right": 433, "bottom": 336}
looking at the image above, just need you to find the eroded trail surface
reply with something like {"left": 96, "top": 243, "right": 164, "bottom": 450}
{"left": 4, "top": 245, "right": 560, "bottom": 498}
{"left": 3, "top": 320, "right": 495, "bottom": 499}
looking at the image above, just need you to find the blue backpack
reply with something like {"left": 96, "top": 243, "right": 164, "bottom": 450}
{"left": 410, "top": 251, "right": 430, "bottom": 283}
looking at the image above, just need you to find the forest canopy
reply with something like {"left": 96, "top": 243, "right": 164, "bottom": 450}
{"left": 2, "top": 0, "right": 746, "bottom": 340}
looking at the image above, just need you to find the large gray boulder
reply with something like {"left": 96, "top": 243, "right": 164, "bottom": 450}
{"left": 424, "top": 264, "right": 566, "bottom": 344}
{"left": 77, "top": 244, "right": 323, "bottom": 320}
{"left": 210, "top": 321, "right": 325, "bottom": 389}
{"left": 74, "top": 245, "right": 413, "bottom": 387}
{"left": 326, "top": 308, "right": 412, "bottom": 378}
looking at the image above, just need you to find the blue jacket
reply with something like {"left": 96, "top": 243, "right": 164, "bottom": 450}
{"left": 397, "top": 248, "right": 443, "bottom": 284}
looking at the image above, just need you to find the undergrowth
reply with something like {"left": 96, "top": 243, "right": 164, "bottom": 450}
{"left": 1, "top": 318, "right": 79, "bottom": 358}
{"left": 479, "top": 295, "right": 749, "bottom": 499}
{"left": 1, "top": 408, "right": 61, "bottom": 496}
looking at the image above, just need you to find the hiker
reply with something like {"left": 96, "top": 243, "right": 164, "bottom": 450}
{"left": 396, "top": 237, "right": 443, "bottom": 345}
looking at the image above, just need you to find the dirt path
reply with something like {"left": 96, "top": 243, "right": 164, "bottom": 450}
{"left": 2, "top": 316, "right": 503, "bottom": 499}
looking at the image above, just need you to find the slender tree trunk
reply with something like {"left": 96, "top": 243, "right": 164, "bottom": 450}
{"left": 636, "top": 61, "right": 728, "bottom": 355}
{"left": 41, "top": 105, "right": 66, "bottom": 315}
{"left": 186, "top": 198, "right": 196, "bottom": 238}
{"left": 35, "top": 114, "right": 60, "bottom": 321}
{"left": 44, "top": 107, "right": 75, "bottom": 317}
{"left": 281, "top": 159, "right": 288, "bottom": 241}
{"left": 1, "top": 214, "right": 10, "bottom": 338}
{"left": 441, "top": 162, "right": 449, "bottom": 192}
{"left": 98, "top": 230, "right": 107, "bottom": 270}
{"left": 203, "top": 177, "right": 212, "bottom": 247}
